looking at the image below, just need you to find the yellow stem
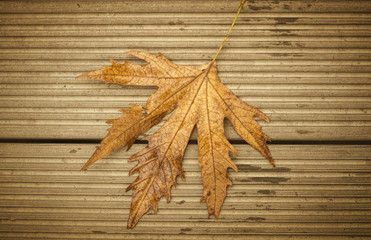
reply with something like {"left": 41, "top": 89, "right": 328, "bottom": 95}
{"left": 211, "top": 0, "right": 246, "bottom": 63}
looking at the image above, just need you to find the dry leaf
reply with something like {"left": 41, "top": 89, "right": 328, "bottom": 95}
{"left": 78, "top": 0, "right": 274, "bottom": 228}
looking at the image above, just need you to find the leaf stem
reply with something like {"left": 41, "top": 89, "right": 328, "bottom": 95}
{"left": 211, "top": 0, "right": 246, "bottom": 63}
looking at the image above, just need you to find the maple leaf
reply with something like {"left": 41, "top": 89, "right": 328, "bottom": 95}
{"left": 77, "top": 0, "right": 274, "bottom": 228}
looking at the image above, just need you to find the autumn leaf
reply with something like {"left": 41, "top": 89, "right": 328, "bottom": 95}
{"left": 77, "top": 0, "right": 274, "bottom": 228}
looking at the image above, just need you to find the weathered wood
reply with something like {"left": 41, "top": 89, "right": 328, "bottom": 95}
{"left": 1, "top": 0, "right": 370, "bottom": 13}
{"left": 0, "top": 233, "right": 368, "bottom": 240}
{"left": 0, "top": 143, "right": 370, "bottom": 238}
{"left": 2, "top": 38, "right": 370, "bottom": 49}
{"left": 0, "top": 3, "right": 370, "bottom": 140}
{"left": 0, "top": 0, "right": 370, "bottom": 239}
{"left": 1, "top": 13, "right": 371, "bottom": 25}
{"left": 1, "top": 122, "right": 369, "bottom": 140}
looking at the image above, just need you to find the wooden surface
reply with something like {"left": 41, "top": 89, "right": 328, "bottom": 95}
{"left": 0, "top": 143, "right": 371, "bottom": 239}
{"left": 0, "top": 0, "right": 370, "bottom": 239}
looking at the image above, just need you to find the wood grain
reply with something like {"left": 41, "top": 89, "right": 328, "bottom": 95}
{"left": 0, "top": 1, "right": 370, "bottom": 140}
{"left": 0, "top": 143, "right": 370, "bottom": 239}
{"left": 0, "top": 0, "right": 370, "bottom": 239}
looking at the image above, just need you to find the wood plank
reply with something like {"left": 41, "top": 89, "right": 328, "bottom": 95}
{"left": 1, "top": 120, "right": 369, "bottom": 140}
{"left": 1, "top": 13, "right": 371, "bottom": 25}
{"left": 0, "top": 5, "right": 370, "bottom": 141}
{"left": 2, "top": 29, "right": 370, "bottom": 37}
{"left": 0, "top": 233, "right": 368, "bottom": 240}
{"left": 0, "top": 143, "right": 370, "bottom": 238}
{"left": 1, "top": 0, "right": 370, "bottom": 13}
{"left": 2, "top": 38, "right": 370, "bottom": 49}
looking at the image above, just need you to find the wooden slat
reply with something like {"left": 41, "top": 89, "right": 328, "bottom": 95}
{"left": 1, "top": 0, "right": 370, "bottom": 13}
{"left": 0, "top": 2, "right": 370, "bottom": 140}
{"left": 0, "top": 234, "right": 368, "bottom": 240}
{"left": 1, "top": 13, "right": 371, "bottom": 25}
{"left": 0, "top": 143, "right": 370, "bottom": 239}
